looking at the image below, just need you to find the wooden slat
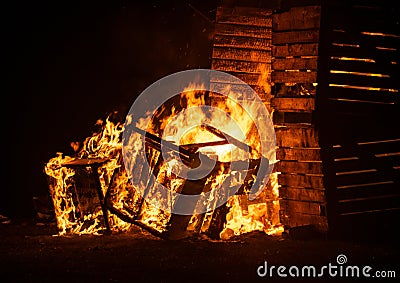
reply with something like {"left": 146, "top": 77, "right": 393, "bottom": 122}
{"left": 272, "top": 97, "right": 315, "bottom": 111}
{"left": 273, "top": 43, "right": 319, "bottom": 57}
{"left": 337, "top": 182, "right": 399, "bottom": 201}
{"left": 273, "top": 30, "right": 319, "bottom": 45}
{"left": 329, "top": 58, "right": 398, "bottom": 77}
{"left": 329, "top": 30, "right": 400, "bottom": 51}
{"left": 216, "top": 6, "right": 272, "bottom": 18}
{"left": 280, "top": 199, "right": 324, "bottom": 215}
{"left": 279, "top": 186, "right": 325, "bottom": 202}
{"left": 272, "top": 71, "right": 317, "bottom": 83}
{"left": 326, "top": 102, "right": 398, "bottom": 119}
{"left": 210, "top": 82, "right": 254, "bottom": 97}
{"left": 216, "top": 14, "right": 272, "bottom": 28}
{"left": 328, "top": 44, "right": 399, "bottom": 66}
{"left": 337, "top": 194, "right": 400, "bottom": 215}
{"left": 212, "top": 59, "right": 271, "bottom": 74}
{"left": 210, "top": 72, "right": 264, "bottom": 86}
{"left": 273, "top": 57, "right": 318, "bottom": 71}
{"left": 272, "top": 111, "right": 313, "bottom": 124}
{"left": 335, "top": 170, "right": 398, "bottom": 188}
{"left": 275, "top": 160, "right": 323, "bottom": 174}
{"left": 278, "top": 173, "right": 324, "bottom": 188}
{"left": 277, "top": 147, "right": 320, "bottom": 161}
{"left": 333, "top": 154, "right": 400, "bottom": 173}
{"left": 275, "top": 126, "right": 319, "bottom": 147}
{"left": 326, "top": 86, "right": 399, "bottom": 104}
{"left": 272, "top": 5, "right": 321, "bottom": 31}
{"left": 328, "top": 72, "right": 398, "bottom": 90}
{"left": 213, "top": 35, "right": 271, "bottom": 50}
{"left": 332, "top": 139, "right": 400, "bottom": 159}
{"left": 212, "top": 47, "right": 271, "bottom": 63}
{"left": 215, "top": 23, "right": 272, "bottom": 39}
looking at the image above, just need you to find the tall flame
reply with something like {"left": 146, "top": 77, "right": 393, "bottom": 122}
{"left": 45, "top": 79, "right": 282, "bottom": 238}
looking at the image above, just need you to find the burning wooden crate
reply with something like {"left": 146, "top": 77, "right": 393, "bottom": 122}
{"left": 211, "top": 0, "right": 399, "bottom": 239}
{"left": 45, "top": 89, "right": 282, "bottom": 240}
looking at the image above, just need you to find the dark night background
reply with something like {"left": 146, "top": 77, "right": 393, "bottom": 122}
{"left": 2, "top": 0, "right": 220, "bottom": 219}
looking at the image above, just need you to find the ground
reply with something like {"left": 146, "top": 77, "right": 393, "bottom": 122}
{"left": 0, "top": 218, "right": 399, "bottom": 283}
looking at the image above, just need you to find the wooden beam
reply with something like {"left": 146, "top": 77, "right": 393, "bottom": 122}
{"left": 275, "top": 126, "right": 320, "bottom": 147}
{"left": 273, "top": 57, "right": 318, "bottom": 70}
{"left": 272, "top": 71, "right": 317, "bottom": 83}
{"left": 277, "top": 147, "right": 321, "bottom": 161}
{"left": 212, "top": 47, "right": 271, "bottom": 63}
{"left": 273, "top": 5, "right": 321, "bottom": 31}
{"left": 273, "top": 30, "right": 319, "bottom": 45}
{"left": 272, "top": 97, "right": 316, "bottom": 111}
{"left": 213, "top": 34, "right": 272, "bottom": 50}
{"left": 215, "top": 23, "right": 272, "bottom": 39}
{"left": 273, "top": 43, "right": 319, "bottom": 57}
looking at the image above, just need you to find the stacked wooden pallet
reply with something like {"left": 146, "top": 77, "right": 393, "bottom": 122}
{"left": 316, "top": 0, "right": 400, "bottom": 240}
{"left": 211, "top": 6, "right": 273, "bottom": 105}
{"left": 270, "top": 5, "right": 328, "bottom": 232}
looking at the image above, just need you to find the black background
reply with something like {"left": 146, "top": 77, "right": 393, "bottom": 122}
{"left": 2, "top": 0, "right": 219, "bottom": 218}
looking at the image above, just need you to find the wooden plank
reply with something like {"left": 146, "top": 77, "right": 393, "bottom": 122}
{"left": 212, "top": 59, "right": 271, "bottom": 74}
{"left": 328, "top": 44, "right": 399, "bottom": 66}
{"left": 216, "top": 14, "right": 272, "bottom": 28}
{"left": 273, "top": 43, "right": 319, "bottom": 57}
{"left": 273, "top": 30, "right": 319, "bottom": 45}
{"left": 278, "top": 173, "right": 324, "bottom": 188}
{"left": 329, "top": 30, "right": 400, "bottom": 51}
{"left": 279, "top": 186, "right": 325, "bottom": 202}
{"left": 275, "top": 126, "right": 319, "bottom": 147}
{"left": 213, "top": 34, "right": 271, "bottom": 50}
{"left": 210, "top": 82, "right": 254, "bottom": 97}
{"left": 328, "top": 57, "right": 398, "bottom": 77}
{"left": 337, "top": 194, "right": 400, "bottom": 215}
{"left": 333, "top": 154, "right": 400, "bottom": 173}
{"left": 326, "top": 86, "right": 399, "bottom": 104}
{"left": 215, "top": 23, "right": 272, "bottom": 39}
{"left": 272, "top": 57, "right": 318, "bottom": 71}
{"left": 332, "top": 139, "right": 400, "bottom": 159}
{"left": 212, "top": 47, "right": 271, "bottom": 63}
{"left": 210, "top": 72, "right": 265, "bottom": 86}
{"left": 279, "top": 199, "right": 324, "bottom": 215}
{"left": 272, "top": 97, "right": 315, "bottom": 111}
{"left": 272, "top": 71, "right": 317, "bottom": 83}
{"left": 216, "top": 6, "right": 272, "bottom": 18}
{"left": 272, "top": 5, "right": 321, "bottom": 31}
{"left": 275, "top": 160, "right": 323, "bottom": 174}
{"left": 277, "top": 147, "right": 321, "bottom": 161}
{"left": 327, "top": 101, "right": 399, "bottom": 117}
{"left": 328, "top": 72, "right": 399, "bottom": 90}
{"left": 210, "top": 83, "right": 272, "bottom": 101}
{"left": 272, "top": 111, "right": 313, "bottom": 124}
{"left": 335, "top": 170, "right": 399, "bottom": 188}
{"left": 337, "top": 182, "right": 399, "bottom": 201}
